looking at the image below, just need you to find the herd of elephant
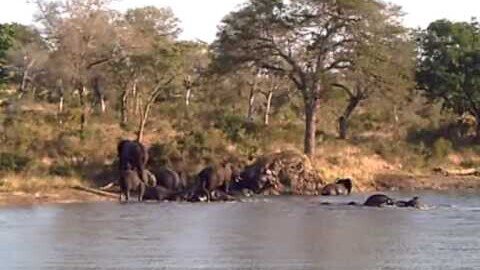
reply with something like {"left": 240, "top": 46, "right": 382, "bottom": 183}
{"left": 117, "top": 139, "right": 423, "bottom": 208}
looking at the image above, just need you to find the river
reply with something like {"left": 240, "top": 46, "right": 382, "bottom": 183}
{"left": 0, "top": 192, "right": 479, "bottom": 270}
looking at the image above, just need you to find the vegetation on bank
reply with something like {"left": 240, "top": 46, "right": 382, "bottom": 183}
{"left": 1, "top": 0, "right": 480, "bottom": 194}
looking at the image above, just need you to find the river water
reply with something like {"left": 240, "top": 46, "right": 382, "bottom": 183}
{"left": 0, "top": 192, "right": 479, "bottom": 270}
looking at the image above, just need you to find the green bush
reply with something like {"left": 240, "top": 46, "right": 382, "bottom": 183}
{"left": 214, "top": 113, "right": 247, "bottom": 142}
{"left": 0, "top": 152, "right": 31, "bottom": 172}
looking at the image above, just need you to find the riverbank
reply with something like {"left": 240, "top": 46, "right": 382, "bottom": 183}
{"left": 0, "top": 175, "right": 114, "bottom": 207}
{"left": 1, "top": 172, "right": 479, "bottom": 207}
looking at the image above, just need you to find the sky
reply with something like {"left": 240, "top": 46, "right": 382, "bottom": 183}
{"left": 1, "top": 0, "right": 479, "bottom": 42}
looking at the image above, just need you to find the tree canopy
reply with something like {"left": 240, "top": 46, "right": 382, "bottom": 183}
{"left": 417, "top": 19, "right": 480, "bottom": 136}
{"left": 214, "top": 0, "right": 407, "bottom": 156}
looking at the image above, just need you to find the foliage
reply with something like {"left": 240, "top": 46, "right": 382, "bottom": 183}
{"left": 213, "top": 0, "right": 407, "bottom": 155}
{"left": 0, "top": 152, "right": 31, "bottom": 172}
{"left": 0, "top": 23, "right": 15, "bottom": 84}
{"left": 417, "top": 19, "right": 480, "bottom": 135}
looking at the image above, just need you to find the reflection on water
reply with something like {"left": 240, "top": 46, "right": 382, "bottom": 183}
{"left": 1, "top": 192, "right": 480, "bottom": 270}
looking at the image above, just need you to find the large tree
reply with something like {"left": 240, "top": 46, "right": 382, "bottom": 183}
{"left": 417, "top": 19, "right": 480, "bottom": 139}
{"left": 333, "top": 9, "right": 414, "bottom": 139}
{"left": 119, "top": 6, "right": 182, "bottom": 142}
{"left": 35, "top": 0, "right": 119, "bottom": 133}
{"left": 214, "top": 0, "right": 404, "bottom": 156}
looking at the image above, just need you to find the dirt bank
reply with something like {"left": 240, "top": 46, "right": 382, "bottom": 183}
{"left": 0, "top": 175, "right": 115, "bottom": 207}
{"left": 1, "top": 173, "right": 479, "bottom": 207}
{"left": 0, "top": 189, "right": 114, "bottom": 207}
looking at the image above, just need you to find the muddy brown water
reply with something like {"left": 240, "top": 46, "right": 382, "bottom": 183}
{"left": 1, "top": 192, "right": 479, "bottom": 270}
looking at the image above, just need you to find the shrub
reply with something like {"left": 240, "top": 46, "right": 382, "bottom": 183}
{"left": 214, "top": 113, "right": 247, "bottom": 142}
{"left": 0, "top": 152, "right": 31, "bottom": 172}
{"left": 432, "top": 138, "right": 453, "bottom": 160}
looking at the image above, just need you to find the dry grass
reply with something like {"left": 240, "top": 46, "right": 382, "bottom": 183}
{"left": 312, "top": 143, "right": 400, "bottom": 192}
{"left": 0, "top": 174, "right": 84, "bottom": 193}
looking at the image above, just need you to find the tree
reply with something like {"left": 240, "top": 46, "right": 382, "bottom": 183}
{"left": 35, "top": 0, "right": 119, "bottom": 134}
{"left": 0, "top": 24, "right": 14, "bottom": 85}
{"left": 214, "top": 0, "right": 404, "bottom": 156}
{"left": 177, "top": 41, "right": 210, "bottom": 113}
{"left": 333, "top": 7, "right": 414, "bottom": 139}
{"left": 120, "top": 6, "right": 182, "bottom": 142}
{"left": 6, "top": 23, "right": 49, "bottom": 98}
{"left": 417, "top": 19, "right": 480, "bottom": 139}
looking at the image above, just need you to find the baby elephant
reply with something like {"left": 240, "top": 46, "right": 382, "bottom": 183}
{"left": 321, "top": 178, "right": 353, "bottom": 196}
{"left": 363, "top": 194, "right": 395, "bottom": 207}
{"left": 119, "top": 169, "right": 146, "bottom": 202}
{"left": 155, "top": 167, "right": 185, "bottom": 192}
{"left": 198, "top": 162, "right": 240, "bottom": 202}
{"left": 395, "top": 196, "right": 421, "bottom": 208}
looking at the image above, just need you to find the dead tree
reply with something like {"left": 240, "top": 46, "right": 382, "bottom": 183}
{"left": 136, "top": 77, "right": 175, "bottom": 143}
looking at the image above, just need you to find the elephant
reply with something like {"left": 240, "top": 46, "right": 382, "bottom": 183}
{"left": 117, "top": 139, "right": 148, "bottom": 183}
{"left": 231, "top": 164, "right": 274, "bottom": 194}
{"left": 142, "top": 185, "right": 180, "bottom": 201}
{"left": 197, "top": 162, "right": 240, "bottom": 201}
{"left": 395, "top": 196, "right": 421, "bottom": 208}
{"left": 155, "top": 167, "right": 186, "bottom": 192}
{"left": 321, "top": 178, "right": 353, "bottom": 196}
{"left": 363, "top": 194, "right": 395, "bottom": 207}
{"left": 119, "top": 169, "right": 146, "bottom": 202}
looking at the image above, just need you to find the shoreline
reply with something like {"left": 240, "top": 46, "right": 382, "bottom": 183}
{"left": 1, "top": 173, "right": 479, "bottom": 207}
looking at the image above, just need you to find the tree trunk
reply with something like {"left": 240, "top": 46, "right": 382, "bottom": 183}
{"left": 264, "top": 90, "right": 273, "bottom": 125}
{"left": 136, "top": 77, "right": 174, "bottom": 143}
{"left": 247, "top": 87, "right": 256, "bottom": 121}
{"left": 137, "top": 116, "right": 147, "bottom": 143}
{"left": 93, "top": 77, "right": 106, "bottom": 114}
{"left": 79, "top": 85, "right": 87, "bottom": 137}
{"left": 18, "top": 59, "right": 35, "bottom": 99}
{"left": 58, "top": 96, "right": 64, "bottom": 113}
{"left": 304, "top": 97, "right": 319, "bottom": 157}
{"left": 338, "top": 97, "right": 361, "bottom": 140}
{"left": 393, "top": 105, "right": 400, "bottom": 140}
{"left": 136, "top": 95, "right": 155, "bottom": 143}
{"left": 99, "top": 94, "right": 106, "bottom": 113}
{"left": 121, "top": 88, "right": 129, "bottom": 126}
{"left": 185, "top": 87, "right": 192, "bottom": 107}
{"left": 184, "top": 75, "right": 192, "bottom": 108}
{"left": 133, "top": 80, "right": 139, "bottom": 116}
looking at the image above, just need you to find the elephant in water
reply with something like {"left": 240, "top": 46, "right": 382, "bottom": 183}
{"left": 119, "top": 169, "right": 145, "bottom": 202}
{"left": 395, "top": 196, "right": 423, "bottom": 208}
{"left": 117, "top": 139, "right": 148, "bottom": 183}
{"left": 321, "top": 178, "right": 353, "bottom": 196}
{"left": 363, "top": 194, "right": 395, "bottom": 207}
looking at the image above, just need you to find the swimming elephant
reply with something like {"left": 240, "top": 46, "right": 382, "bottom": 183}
{"left": 197, "top": 162, "right": 240, "bottom": 201}
{"left": 321, "top": 178, "right": 353, "bottom": 196}
{"left": 119, "top": 169, "right": 145, "bottom": 202}
{"left": 154, "top": 167, "right": 185, "bottom": 192}
{"left": 395, "top": 196, "right": 422, "bottom": 208}
{"left": 117, "top": 139, "right": 148, "bottom": 183}
{"left": 363, "top": 194, "right": 395, "bottom": 207}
